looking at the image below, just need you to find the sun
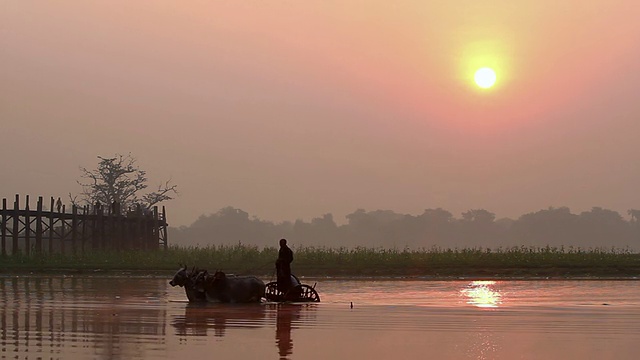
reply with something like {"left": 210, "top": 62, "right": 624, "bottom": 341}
{"left": 474, "top": 67, "right": 497, "bottom": 89}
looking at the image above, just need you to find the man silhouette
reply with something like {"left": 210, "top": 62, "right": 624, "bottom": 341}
{"left": 276, "top": 239, "right": 293, "bottom": 294}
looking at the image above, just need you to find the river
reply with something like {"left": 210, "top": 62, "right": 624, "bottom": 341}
{"left": 1, "top": 275, "right": 639, "bottom": 359}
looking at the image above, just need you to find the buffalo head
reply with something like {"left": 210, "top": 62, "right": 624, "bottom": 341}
{"left": 169, "top": 264, "right": 189, "bottom": 287}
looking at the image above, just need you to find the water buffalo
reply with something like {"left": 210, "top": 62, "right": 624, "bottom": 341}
{"left": 169, "top": 265, "right": 207, "bottom": 303}
{"left": 194, "top": 271, "right": 265, "bottom": 303}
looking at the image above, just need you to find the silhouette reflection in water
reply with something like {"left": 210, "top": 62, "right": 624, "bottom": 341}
{"left": 275, "top": 304, "right": 302, "bottom": 360}
{"left": 171, "top": 302, "right": 315, "bottom": 360}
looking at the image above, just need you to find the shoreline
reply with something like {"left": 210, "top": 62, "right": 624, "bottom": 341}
{"left": 1, "top": 245, "right": 638, "bottom": 279}
{"left": 1, "top": 267, "right": 638, "bottom": 280}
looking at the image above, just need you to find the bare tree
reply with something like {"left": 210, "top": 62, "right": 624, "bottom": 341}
{"left": 70, "top": 153, "right": 177, "bottom": 212}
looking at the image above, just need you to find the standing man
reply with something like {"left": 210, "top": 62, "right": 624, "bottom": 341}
{"left": 276, "top": 238, "right": 294, "bottom": 293}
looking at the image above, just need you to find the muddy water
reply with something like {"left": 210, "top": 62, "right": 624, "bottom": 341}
{"left": 1, "top": 275, "right": 639, "bottom": 360}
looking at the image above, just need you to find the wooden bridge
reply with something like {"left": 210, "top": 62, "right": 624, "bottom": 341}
{"left": 0, "top": 194, "right": 168, "bottom": 255}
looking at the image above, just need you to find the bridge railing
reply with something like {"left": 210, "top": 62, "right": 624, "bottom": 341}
{"left": 0, "top": 194, "right": 169, "bottom": 255}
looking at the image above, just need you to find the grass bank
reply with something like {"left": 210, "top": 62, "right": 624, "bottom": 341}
{"left": 1, "top": 245, "right": 639, "bottom": 278}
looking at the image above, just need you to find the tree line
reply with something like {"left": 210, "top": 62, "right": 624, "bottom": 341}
{"left": 169, "top": 206, "right": 640, "bottom": 250}
{"left": 68, "top": 154, "right": 639, "bottom": 251}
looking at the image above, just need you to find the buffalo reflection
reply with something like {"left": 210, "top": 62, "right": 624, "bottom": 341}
{"left": 172, "top": 303, "right": 267, "bottom": 337}
{"left": 172, "top": 303, "right": 313, "bottom": 360}
{"left": 460, "top": 281, "right": 502, "bottom": 308}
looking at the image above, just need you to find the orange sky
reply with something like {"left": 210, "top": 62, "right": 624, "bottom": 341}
{"left": 2, "top": 1, "right": 640, "bottom": 226}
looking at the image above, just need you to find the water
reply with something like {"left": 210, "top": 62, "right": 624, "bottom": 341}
{"left": 1, "top": 275, "right": 639, "bottom": 359}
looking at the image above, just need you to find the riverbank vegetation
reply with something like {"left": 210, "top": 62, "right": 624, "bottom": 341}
{"left": 1, "top": 245, "right": 639, "bottom": 278}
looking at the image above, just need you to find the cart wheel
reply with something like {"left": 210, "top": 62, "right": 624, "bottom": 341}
{"left": 264, "top": 281, "right": 284, "bottom": 302}
{"left": 299, "top": 284, "right": 321, "bottom": 302}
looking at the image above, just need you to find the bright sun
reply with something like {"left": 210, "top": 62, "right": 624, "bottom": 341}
{"left": 474, "top": 67, "right": 497, "bottom": 89}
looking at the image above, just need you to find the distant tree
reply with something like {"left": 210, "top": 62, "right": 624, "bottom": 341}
{"left": 169, "top": 206, "right": 291, "bottom": 247}
{"left": 345, "top": 209, "right": 370, "bottom": 228}
{"left": 579, "top": 207, "right": 624, "bottom": 225}
{"left": 577, "top": 207, "right": 629, "bottom": 247}
{"left": 70, "top": 153, "right": 177, "bottom": 211}
{"left": 494, "top": 217, "right": 515, "bottom": 230}
{"left": 344, "top": 209, "right": 405, "bottom": 246}
{"left": 420, "top": 208, "right": 454, "bottom": 224}
{"left": 407, "top": 208, "right": 455, "bottom": 247}
{"left": 628, "top": 209, "right": 640, "bottom": 223}
{"left": 512, "top": 207, "right": 578, "bottom": 246}
{"left": 458, "top": 209, "right": 498, "bottom": 247}
{"left": 309, "top": 213, "right": 341, "bottom": 245}
{"left": 461, "top": 209, "right": 496, "bottom": 223}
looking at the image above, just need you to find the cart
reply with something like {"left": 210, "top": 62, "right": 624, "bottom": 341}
{"left": 264, "top": 274, "right": 320, "bottom": 302}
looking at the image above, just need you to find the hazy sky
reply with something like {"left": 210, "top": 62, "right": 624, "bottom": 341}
{"left": 2, "top": 1, "right": 640, "bottom": 227}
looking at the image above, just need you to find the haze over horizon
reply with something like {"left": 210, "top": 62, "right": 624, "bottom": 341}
{"left": 2, "top": 1, "right": 640, "bottom": 228}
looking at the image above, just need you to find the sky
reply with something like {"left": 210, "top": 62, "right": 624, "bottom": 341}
{"left": 2, "top": 1, "right": 640, "bottom": 227}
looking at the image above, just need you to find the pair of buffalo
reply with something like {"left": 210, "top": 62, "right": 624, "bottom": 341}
{"left": 169, "top": 265, "right": 265, "bottom": 303}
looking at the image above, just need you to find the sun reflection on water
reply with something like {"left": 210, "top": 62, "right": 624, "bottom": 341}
{"left": 461, "top": 281, "right": 502, "bottom": 308}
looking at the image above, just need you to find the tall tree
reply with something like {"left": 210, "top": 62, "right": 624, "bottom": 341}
{"left": 71, "top": 153, "right": 177, "bottom": 211}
